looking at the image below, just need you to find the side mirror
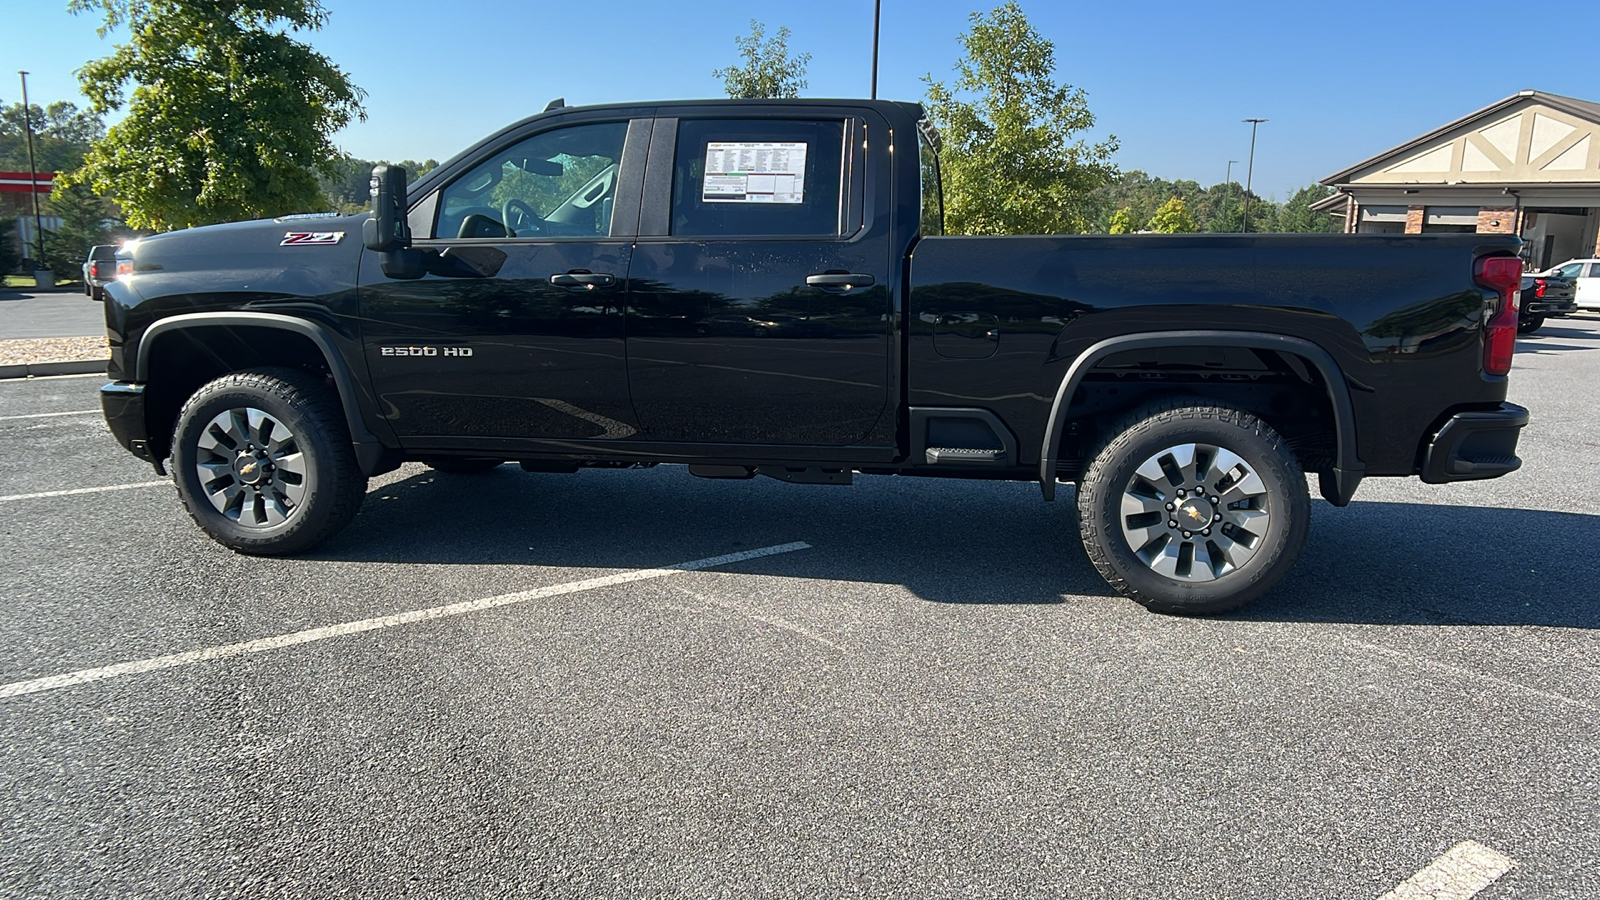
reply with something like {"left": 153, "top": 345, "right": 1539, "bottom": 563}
{"left": 362, "top": 164, "right": 409, "bottom": 251}
{"left": 361, "top": 164, "right": 423, "bottom": 279}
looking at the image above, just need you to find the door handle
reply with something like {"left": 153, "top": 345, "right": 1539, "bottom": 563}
{"left": 549, "top": 271, "right": 616, "bottom": 288}
{"left": 805, "top": 272, "right": 875, "bottom": 290}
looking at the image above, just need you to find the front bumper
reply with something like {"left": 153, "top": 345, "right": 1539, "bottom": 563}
{"left": 1419, "top": 403, "right": 1528, "bottom": 483}
{"left": 100, "top": 382, "right": 153, "bottom": 462}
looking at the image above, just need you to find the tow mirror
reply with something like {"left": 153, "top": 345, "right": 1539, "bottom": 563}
{"left": 362, "top": 164, "right": 423, "bottom": 279}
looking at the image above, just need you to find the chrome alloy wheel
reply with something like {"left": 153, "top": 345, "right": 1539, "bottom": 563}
{"left": 1118, "top": 442, "right": 1271, "bottom": 582}
{"left": 193, "top": 407, "right": 309, "bottom": 528}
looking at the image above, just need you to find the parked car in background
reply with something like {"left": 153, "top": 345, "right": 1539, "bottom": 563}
{"left": 1539, "top": 259, "right": 1600, "bottom": 310}
{"left": 81, "top": 244, "right": 119, "bottom": 301}
{"left": 1519, "top": 272, "right": 1577, "bottom": 333}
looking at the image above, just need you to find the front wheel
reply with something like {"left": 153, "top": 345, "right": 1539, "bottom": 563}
{"left": 1076, "top": 401, "right": 1310, "bottom": 615}
{"left": 172, "top": 368, "right": 367, "bottom": 555}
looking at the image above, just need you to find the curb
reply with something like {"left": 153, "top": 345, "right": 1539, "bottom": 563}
{"left": 0, "top": 359, "right": 107, "bottom": 379}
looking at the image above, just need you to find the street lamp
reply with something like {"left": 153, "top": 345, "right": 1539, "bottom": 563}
{"left": 1219, "top": 159, "right": 1238, "bottom": 232}
{"left": 870, "top": 0, "right": 881, "bottom": 99}
{"left": 1241, "top": 118, "right": 1267, "bottom": 233}
{"left": 19, "top": 71, "right": 45, "bottom": 269}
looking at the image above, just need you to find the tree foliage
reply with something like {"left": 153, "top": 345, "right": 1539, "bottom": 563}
{"left": 714, "top": 20, "right": 811, "bottom": 99}
{"left": 0, "top": 101, "right": 104, "bottom": 173}
{"left": 923, "top": 2, "right": 1117, "bottom": 235}
{"left": 40, "top": 181, "right": 113, "bottom": 276}
{"left": 1108, "top": 207, "right": 1137, "bottom": 234}
{"left": 319, "top": 155, "right": 440, "bottom": 213}
{"left": 1146, "top": 196, "right": 1198, "bottom": 233}
{"left": 0, "top": 217, "right": 20, "bottom": 276}
{"left": 1275, "top": 183, "right": 1341, "bottom": 233}
{"left": 69, "top": 0, "right": 365, "bottom": 231}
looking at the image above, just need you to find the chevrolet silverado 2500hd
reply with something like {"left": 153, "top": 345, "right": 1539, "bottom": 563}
{"left": 99, "top": 98, "right": 1529, "bottom": 614}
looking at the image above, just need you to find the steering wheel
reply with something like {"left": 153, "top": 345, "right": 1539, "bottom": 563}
{"left": 501, "top": 198, "right": 544, "bottom": 237}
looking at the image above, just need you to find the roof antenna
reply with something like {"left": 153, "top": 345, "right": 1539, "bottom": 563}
{"left": 543, "top": 98, "right": 565, "bottom": 113}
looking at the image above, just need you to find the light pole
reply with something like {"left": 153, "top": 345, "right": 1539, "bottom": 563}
{"left": 1219, "top": 159, "right": 1238, "bottom": 232}
{"left": 1241, "top": 118, "right": 1267, "bottom": 233}
{"left": 870, "top": 0, "right": 881, "bottom": 99}
{"left": 19, "top": 71, "right": 45, "bottom": 269}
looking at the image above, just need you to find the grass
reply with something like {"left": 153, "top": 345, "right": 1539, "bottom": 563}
{"left": 2, "top": 274, "right": 82, "bottom": 289}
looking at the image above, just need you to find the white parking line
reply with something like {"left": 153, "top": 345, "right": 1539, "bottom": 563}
{"left": 1378, "top": 841, "right": 1516, "bottom": 900}
{"left": 0, "top": 480, "right": 168, "bottom": 503}
{"left": 0, "top": 541, "right": 811, "bottom": 700}
{"left": 0, "top": 409, "right": 99, "bottom": 421}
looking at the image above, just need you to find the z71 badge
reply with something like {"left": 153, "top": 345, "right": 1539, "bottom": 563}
{"left": 280, "top": 231, "right": 345, "bottom": 246}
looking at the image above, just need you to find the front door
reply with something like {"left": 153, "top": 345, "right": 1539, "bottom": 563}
{"left": 625, "top": 114, "right": 894, "bottom": 448}
{"left": 361, "top": 118, "right": 645, "bottom": 447}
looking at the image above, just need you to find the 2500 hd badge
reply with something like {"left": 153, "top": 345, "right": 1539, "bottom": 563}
{"left": 378, "top": 346, "right": 474, "bottom": 357}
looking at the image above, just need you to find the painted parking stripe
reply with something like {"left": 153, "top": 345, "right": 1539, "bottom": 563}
{"left": 0, "top": 409, "right": 99, "bottom": 421}
{"left": 0, "top": 480, "right": 168, "bottom": 503}
{"left": 0, "top": 541, "right": 811, "bottom": 700}
{"left": 1378, "top": 841, "right": 1516, "bottom": 900}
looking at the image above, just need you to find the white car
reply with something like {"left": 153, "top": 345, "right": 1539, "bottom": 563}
{"left": 1540, "top": 259, "right": 1600, "bottom": 310}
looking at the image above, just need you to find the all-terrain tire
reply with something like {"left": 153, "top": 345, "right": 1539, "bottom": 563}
{"left": 171, "top": 368, "right": 367, "bottom": 555}
{"left": 1076, "top": 399, "right": 1310, "bottom": 615}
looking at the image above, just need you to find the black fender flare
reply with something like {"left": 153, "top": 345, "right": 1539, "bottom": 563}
{"left": 1038, "top": 330, "right": 1365, "bottom": 504}
{"left": 137, "top": 311, "right": 384, "bottom": 453}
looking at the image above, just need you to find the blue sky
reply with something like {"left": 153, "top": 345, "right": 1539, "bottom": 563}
{"left": 4, "top": 0, "right": 1595, "bottom": 200}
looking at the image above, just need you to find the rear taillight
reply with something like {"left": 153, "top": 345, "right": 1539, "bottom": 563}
{"left": 1474, "top": 256, "right": 1521, "bottom": 377}
{"left": 1534, "top": 279, "right": 1547, "bottom": 298}
{"left": 115, "top": 259, "right": 133, "bottom": 277}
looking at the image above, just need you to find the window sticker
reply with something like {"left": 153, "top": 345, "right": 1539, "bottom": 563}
{"left": 703, "top": 141, "right": 807, "bottom": 203}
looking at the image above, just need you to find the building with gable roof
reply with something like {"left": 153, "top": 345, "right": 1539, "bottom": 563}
{"left": 1316, "top": 90, "right": 1600, "bottom": 269}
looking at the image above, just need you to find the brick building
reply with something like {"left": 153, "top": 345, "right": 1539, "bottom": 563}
{"left": 1315, "top": 91, "right": 1600, "bottom": 270}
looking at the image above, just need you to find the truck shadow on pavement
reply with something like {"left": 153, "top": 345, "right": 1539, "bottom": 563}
{"left": 315, "top": 466, "right": 1599, "bottom": 628}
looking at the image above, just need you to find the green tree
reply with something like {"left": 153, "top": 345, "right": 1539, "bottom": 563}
{"left": 0, "top": 101, "right": 105, "bottom": 173}
{"left": 0, "top": 217, "right": 20, "bottom": 276}
{"left": 923, "top": 2, "right": 1118, "bottom": 235}
{"left": 69, "top": 0, "right": 365, "bottom": 231}
{"left": 40, "top": 181, "right": 112, "bottom": 276}
{"left": 714, "top": 20, "right": 811, "bottom": 99}
{"left": 1146, "top": 196, "right": 1198, "bottom": 233}
{"left": 1108, "top": 206, "right": 1138, "bottom": 234}
{"left": 1276, "top": 184, "right": 1340, "bottom": 233}
{"left": 320, "top": 156, "right": 440, "bottom": 213}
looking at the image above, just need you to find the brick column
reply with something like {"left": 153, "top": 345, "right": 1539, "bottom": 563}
{"left": 1476, "top": 207, "right": 1517, "bottom": 234}
{"left": 1404, "top": 206, "right": 1425, "bottom": 234}
{"left": 1345, "top": 196, "right": 1358, "bottom": 234}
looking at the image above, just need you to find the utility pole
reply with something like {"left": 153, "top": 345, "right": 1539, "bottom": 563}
{"left": 870, "top": 0, "right": 881, "bottom": 100}
{"left": 19, "top": 71, "right": 45, "bottom": 268}
{"left": 1241, "top": 118, "right": 1267, "bottom": 233}
{"left": 1219, "top": 159, "right": 1238, "bottom": 232}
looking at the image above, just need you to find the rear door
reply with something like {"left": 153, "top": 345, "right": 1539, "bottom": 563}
{"left": 624, "top": 110, "right": 894, "bottom": 449}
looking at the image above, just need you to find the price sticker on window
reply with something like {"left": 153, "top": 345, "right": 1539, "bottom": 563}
{"left": 703, "top": 141, "right": 807, "bottom": 204}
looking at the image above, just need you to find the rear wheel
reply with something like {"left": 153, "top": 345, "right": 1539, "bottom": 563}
{"left": 1517, "top": 314, "right": 1545, "bottom": 334}
{"left": 172, "top": 368, "right": 367, "bottom": 555}
{"left": 424, "top": 458, "right": 504, "bottom": 474}
{"left": 1076, "top": 401, "right": 1310, "bottom": 615}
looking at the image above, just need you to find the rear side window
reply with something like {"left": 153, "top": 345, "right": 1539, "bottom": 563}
{"left": 671, "top": 119, "right": 845, "bottom": 238}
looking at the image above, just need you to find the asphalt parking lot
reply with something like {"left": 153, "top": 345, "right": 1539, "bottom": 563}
{"left": 2, "top": 315, "right": 1598, "bottom": 898}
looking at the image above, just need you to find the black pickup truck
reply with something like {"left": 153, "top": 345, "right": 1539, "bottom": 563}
{"left": 100, "top": 98, "right": 1529, "bottom": 614}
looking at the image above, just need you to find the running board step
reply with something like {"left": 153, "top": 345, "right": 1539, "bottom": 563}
{"left": 925, "top": 447, "right": 1006, "bottom": 465}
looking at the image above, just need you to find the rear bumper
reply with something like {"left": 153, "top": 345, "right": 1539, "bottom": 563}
{"left": 100, "top": 381, "right": 154, "bottom": 462}
{"left": 1419, "top": 403, "right": 1527, "bottom": 483}
{"left": 1523, "top": 298, "right": 1576, "bottom": 317}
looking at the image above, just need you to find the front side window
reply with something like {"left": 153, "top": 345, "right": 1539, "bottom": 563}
{"left": 1556, "top": 262, "right": 1583, "bottom": 278}
{"left": 671, "top": 118, "right": 845, "bottom": 238}
{"left": 435, "top": 121, "right": 628, "bottom": 240}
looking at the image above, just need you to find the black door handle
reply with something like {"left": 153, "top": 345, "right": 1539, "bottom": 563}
{"left": 549, "top": 271, "right": 616, "bottom": 288}
{"left": 805, "top": 273, "right": 875, "bottom": 289}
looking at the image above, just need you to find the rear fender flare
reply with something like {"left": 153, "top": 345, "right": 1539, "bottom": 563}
{"left": 1038, "top": 330, "right": 1364, "bottom": 502}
